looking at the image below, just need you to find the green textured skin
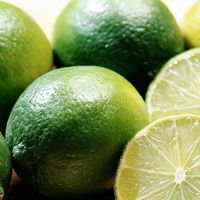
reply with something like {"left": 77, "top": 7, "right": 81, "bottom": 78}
{"left": 53, "top": 0, "right": 184, "bottom": 96}
{"left": 0, "top": 2, "right": 53, "bottom": 129}
{"left": 0, "top": 133, "right": 12, "bottom": 196}
{"left": 5, "top": 66, "right": 148, "bottom": 199}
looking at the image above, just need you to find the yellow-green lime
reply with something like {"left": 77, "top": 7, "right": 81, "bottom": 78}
{"left": 146, "top": 48, "right": 200, "bottom": 122}
{"left": 5, "top": 66, "right": 148, "bottom": 199}
{"left": 0, "top": 132, "right": 12, "bottom": 200}
{"left": 116, "top": 114, "right": 200, "bottom": 200}
{"left": 0, "top": 2, "right": 53, "bottom": 129}
{"left": 53, "top": 0, "right": 184, "bottom": 95}
{"left": 182, "top": 0, "right": 200, "bottom": 47}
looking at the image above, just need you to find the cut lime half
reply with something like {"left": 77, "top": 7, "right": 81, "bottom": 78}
{"left": 146, "top": 48, "right": 200, "bottom": 122}
{"left": 115, "top": 114, "right": 200, "bottom": 200}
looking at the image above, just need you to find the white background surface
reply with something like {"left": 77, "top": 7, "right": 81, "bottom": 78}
{"left": 2, "top": 0, "right": 198, "bottom": 42}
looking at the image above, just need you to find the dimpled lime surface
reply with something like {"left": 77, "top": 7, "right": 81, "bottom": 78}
{"left": 53, "top": 0, "right": 184, "bottom": 95}
{"left": 0, "top": 1, "right": 53, "bottom": 128}
{"left": 5, "top": 66, "right": 148, "bottom": 199}
{"left": 182, "top": 0, "right": 200, "bottom": 47}
{"left": 0, "top": 133, "right": 12, "bottom": 197}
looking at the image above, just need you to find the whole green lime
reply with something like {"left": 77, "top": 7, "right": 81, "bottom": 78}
{"left": 0, "top": 133, "right": 12, "bottom": 199}
{"left": 53, "top": 0, "right": 184, "bottom": 95}
{"left": 5, "top": 66, "right": 148, "bottom": 199}
{"left": 0, "top": 2, "right": 53, "bottom": 129}
{"left": 182, "top": 0, "right": 200, "bottom": 47}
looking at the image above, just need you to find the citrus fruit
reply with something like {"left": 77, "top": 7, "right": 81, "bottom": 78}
{"left": 182, "top": 0, "right": 200, "bottom": 47}
{"left": 0, "top": 132, "right": 12, "bottom": 200}
{"left": 5, "top": 66, "right": 148, "bottom": 199}
{"left": 0, "top": 2, "right": 53, "bottom": 129}
{"left": 52, "top": 0, "right": 184, "bottom": 95}
{"left": 146, "top": 48, "right": 200, "bottom": 122}
{"left": 116, "top": 114, "right": 200, "bottom": 200}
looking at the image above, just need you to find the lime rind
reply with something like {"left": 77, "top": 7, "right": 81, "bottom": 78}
{"left": 115, "top": 114, "right": 200, "bottom": 200}
{"left": 146, "top": 48, "right": 200, "bottom": 122}
{"left": 0, "top": 186, "right": 3, "bottom": 200}
{"left": 0, "top": 132, "right": 11, "bottom": 199}
{"left": 182, "top": 0, "right": 200, "bottom": 48}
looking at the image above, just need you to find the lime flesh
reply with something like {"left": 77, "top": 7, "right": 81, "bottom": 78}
{"left": 116, "top": 114, "right": 200, "bottom": 200}
{"left": 146, "top": 48, "right": 200, "bottom": 122}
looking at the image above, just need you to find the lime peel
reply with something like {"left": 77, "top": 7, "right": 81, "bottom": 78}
{"left": 0, "top": 186, "right": 3, "bottom": 200}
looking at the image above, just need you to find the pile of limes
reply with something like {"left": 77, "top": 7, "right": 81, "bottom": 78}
{"left": 1, "top": 0, "right": 200, "bottom": 199}
{"left": 116, "top": 48, "right": 200, "bottom": 199}
{"left": 116, "top": 1, "right": 200, "bottom": 199}
{"left": 53, "top": 0, "right": 184, "bottom": 95}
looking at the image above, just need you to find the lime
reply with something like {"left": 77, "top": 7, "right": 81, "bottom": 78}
{"left": 116, "top": 114, "right": 200, "bottom": 200}
{"left": 5, "top": 66, "right": 148, "bottom": 199}
{"left": 182, "top": 0, "right": 200, "bottom": 47}
{"left": 53, "top": 0, "right": 184, "bottom": 95}
{"left": 146, "top": 48, "right": 200, "bottom": 122}
{"left": 0, "top": 2, "right": 53, "bottom": 129}
{"left": 0, "top": 133, "right": 12, "bottom": 199}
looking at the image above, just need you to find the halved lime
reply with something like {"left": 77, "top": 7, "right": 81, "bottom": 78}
{"left": 146, "top": 48, "right": 200, "bottom": 122}
{"left": 115, "top": 114, "right": 200, "bottom": 200}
